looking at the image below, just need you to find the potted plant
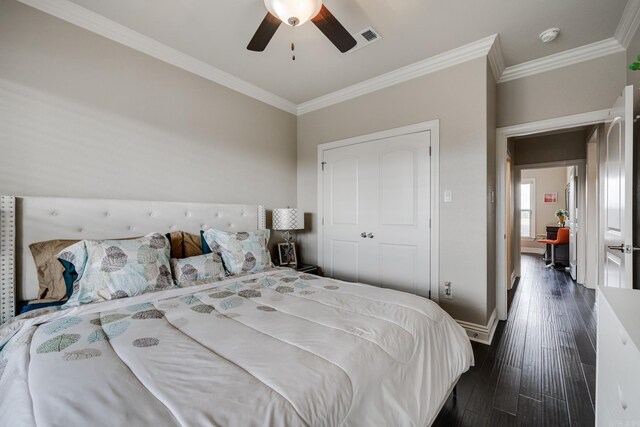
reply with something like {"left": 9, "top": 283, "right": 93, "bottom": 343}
{"left": 555, "top": 209, "right": 569, "bottom": 227}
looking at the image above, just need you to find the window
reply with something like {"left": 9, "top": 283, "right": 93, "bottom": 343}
{"left": 520, "top": 179, "right": 535, "bottom": 238}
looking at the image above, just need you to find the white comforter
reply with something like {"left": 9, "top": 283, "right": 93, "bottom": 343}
{"left": 0, "top": 269, "right": 473, "bottom": 427}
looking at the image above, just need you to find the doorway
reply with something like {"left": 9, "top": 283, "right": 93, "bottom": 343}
{"left": 516, "top": 163, "right": 585, "bottom": 283}
{"left": 497, "top": 111, "right": 609, "bottom": 320}
{"left": 497, "top": 86, "right": 636, "bottom": 320}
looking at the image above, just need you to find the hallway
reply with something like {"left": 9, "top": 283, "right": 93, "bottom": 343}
{"left": 434, "top": 254, "right": 597, "bottom": 426}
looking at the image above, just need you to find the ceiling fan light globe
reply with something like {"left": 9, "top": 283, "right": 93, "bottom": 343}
{"left": 264, "top": 0, "right": 323, "bottom": 26}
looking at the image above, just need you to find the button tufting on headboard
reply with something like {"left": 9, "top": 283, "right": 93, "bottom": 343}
{"left": 5, "top": 196, "right": 266, "bottom": 305}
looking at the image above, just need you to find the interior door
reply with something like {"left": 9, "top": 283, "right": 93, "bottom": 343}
{"left": 568, "top": 169, "right": 577, "bottom": 280}
{"left": 602, "top": 85, "right": 634, "bottom": 288}
{"left": 322, "top": 131, "right": 431, "bottom": 297}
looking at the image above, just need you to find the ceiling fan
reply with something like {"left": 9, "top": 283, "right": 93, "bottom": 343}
{"left": 247, "top": 0, "right": 357, "bottom": 54}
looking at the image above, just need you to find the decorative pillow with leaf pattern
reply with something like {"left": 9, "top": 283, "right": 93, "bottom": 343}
{"left": 202, "top": 229, "right": 273, "bottom": 275}
{"left": 72, "top": 233, "right": 175, "bottom": 304}
{"left": 170, "top": 253, "right": 226, "bottom": 287}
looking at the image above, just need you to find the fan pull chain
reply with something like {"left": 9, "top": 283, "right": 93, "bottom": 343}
{"left": 291, "top": 23, "right": 296, "bottom": 61}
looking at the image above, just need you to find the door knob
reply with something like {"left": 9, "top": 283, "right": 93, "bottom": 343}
{"left": 608, "top": 244, "right": 624, "bottom": 252}
{"left": 361, "top": 232, "right": 367, "bottom": 238}
{"left": 367, "top": 233, "right": 374, "bottom": 239}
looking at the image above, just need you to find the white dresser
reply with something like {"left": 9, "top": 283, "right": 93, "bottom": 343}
{"left": 596, "top": 287, "right": 640, "bottom": 426}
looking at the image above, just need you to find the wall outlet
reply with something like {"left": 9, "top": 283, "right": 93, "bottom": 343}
{"left": 443, "top": 281, "right": 453, "bottom": 299}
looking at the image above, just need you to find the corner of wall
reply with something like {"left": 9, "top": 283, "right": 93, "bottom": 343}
{"left": 486, "top": 60, "right": 498, "bottom": 321}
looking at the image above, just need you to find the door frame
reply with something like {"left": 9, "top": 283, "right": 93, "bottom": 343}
{"left": 317, "top": 120, "right": 440, "bottom": 301}
{"left": 496, "top": 109, "right": 611, "bottom": 320}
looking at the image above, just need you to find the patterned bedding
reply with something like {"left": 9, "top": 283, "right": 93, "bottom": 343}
{"left": 0, "top": 269, "right": 473, "bottom": 427}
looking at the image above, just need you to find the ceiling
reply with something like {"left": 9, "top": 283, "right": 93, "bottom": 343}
{"left": 64, "top": 0, "right": 628, "bottom": 104}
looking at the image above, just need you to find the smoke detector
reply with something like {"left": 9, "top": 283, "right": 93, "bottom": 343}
{"left": 539, "top": 28, "right": 560, "bottom": 43}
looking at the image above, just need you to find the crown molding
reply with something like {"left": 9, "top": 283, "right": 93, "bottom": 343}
{"left": 17, "top": 0, "right": 298, "bottom": 115}
{"left": 487, "top": 34, "right": 505, "bottom": 82}
{"left": 499, "top": 38, "right": 625, "bottom": 83}
{"left": 17, "top": 0, "right": 633, "bottom": 116}
{"left": 615, "top": 0, "right": 640, "bottom": 48}
{"left": 297, "top": 34, "right": 498, "bottom": 115}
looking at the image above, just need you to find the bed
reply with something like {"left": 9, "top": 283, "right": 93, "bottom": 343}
{"left": 0, "top": 196, "right": 473, "bottom": 427}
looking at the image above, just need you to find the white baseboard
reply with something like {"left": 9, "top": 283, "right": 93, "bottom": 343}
{"left": 520, "top": 247, "right": 545, "bottom": 255}
{"left": 456, "top": 309, "right": 499, "bottom": 345}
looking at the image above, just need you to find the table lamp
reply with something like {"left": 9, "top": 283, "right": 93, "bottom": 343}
{"left": 272, "top": 208, "right": 304, "bottom": 266}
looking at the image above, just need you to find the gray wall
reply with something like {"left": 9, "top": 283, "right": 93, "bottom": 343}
{"left": 497, "top": 52, "right": 627, "bottom": 127}
{"left": 297, "top": 57, "right": 492, "bottom": 325}
{"left": 627, "top": 29, "right": 640, "bottom": 113}
{"left": 0, "top": 0, "right": 297, "bottom": 211}
{"left": 513, "top": 130, "right": 587, "bottom": 166}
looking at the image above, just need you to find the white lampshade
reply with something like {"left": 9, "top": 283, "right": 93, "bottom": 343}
{"left": 272, "top": 208, "right": 304, "bottom": 231}
{"left": 264, "top": 0, "right": 322, "bottom": 26}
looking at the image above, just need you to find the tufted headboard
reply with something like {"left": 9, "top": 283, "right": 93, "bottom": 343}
{"left": 0, "top": 196, "right": 266, "bottom": 324}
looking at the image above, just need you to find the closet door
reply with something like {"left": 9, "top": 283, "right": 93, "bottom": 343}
{"left": 322, "top": 131, "right": 431, "bottom": 297}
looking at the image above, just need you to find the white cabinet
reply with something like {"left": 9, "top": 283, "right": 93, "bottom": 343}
{"left": 596, "top": 287, "right": 640, "bottom": 426}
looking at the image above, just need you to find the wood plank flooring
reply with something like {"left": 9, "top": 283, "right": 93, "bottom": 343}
{"left": 433, "top": 254, "right": 597, "bottom": 427}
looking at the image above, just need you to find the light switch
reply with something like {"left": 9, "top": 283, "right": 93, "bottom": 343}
{"left": 444, "top": 190, "right": 452, "bottom": 203}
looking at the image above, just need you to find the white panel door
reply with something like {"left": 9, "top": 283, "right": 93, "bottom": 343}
{"left": 322, "top": 131, "right": 431, "bottom": 297}
{"left": 568, "top": 169, "right": 577, "bottom": 280}
{"left": 602, "top": 85, "right": 634, "bottom": 288}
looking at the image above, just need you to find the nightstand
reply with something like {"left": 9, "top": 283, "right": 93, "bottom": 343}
{"left": 295, "top": 264, "right": 319, "bottom": 275}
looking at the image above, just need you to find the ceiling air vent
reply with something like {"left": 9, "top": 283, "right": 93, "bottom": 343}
{"left": 347, "top": 26, "right": 382, "bottom": 53}
{"left": 361, "top": 29, "right": 378, "bottom": 42}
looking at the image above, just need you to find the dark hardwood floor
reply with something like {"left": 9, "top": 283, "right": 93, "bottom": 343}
{"left": 433, "top": 254, "right": 597, "bottom": 427}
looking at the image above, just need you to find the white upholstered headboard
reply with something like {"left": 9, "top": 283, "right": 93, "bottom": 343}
{"left": 0, "top": 196, "right": 266, "bottom": 324}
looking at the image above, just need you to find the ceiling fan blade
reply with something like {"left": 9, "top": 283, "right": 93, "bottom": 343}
{"left": 247, "top": 12, "right": 281, "bottom": 52}
{"left": 311, "top": 5, "right": 357, "bottom": 53}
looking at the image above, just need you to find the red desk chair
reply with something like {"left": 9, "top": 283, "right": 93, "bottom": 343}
{"left": 537, "top": 227, "right": 570, "bottom": 268}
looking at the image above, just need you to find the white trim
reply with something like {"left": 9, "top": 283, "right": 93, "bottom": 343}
{"left": 499, "top": 38, "right": 625, "bottom": 83}
{"left": 496, "top": 109, "right": 611, "bottom": 321}
{"left": 487, "top": 34, "right": 506, "bottom": 82}
{"left": 456, "top": 309, "right": 498, "bottom": 345}
{"left": 16, "top": 0, "right": 298, "bottom": 115}
{"left": 521, "top": 247, "right": 545, "bottom": 255}
{"left": 615, "top": 0, "right": 640, "bottom": 48}
{"left": 316, "top": 120, "right": 440, "bottom": 302}
{"left": 298, "top": 35, "right": 498, "bottom": 115}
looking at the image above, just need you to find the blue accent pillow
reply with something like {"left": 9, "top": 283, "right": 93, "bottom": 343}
{"left": 200, "top": 230, "right": 212, "bottom": 254}
{"left": 59, "top": 259, "right": 78, "bottom": 298}
{"left": 56, "top": 240, "right": 89, "bottom": 301}
{"left": 20, "top": 300, "right": 66, "bottom": 314}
